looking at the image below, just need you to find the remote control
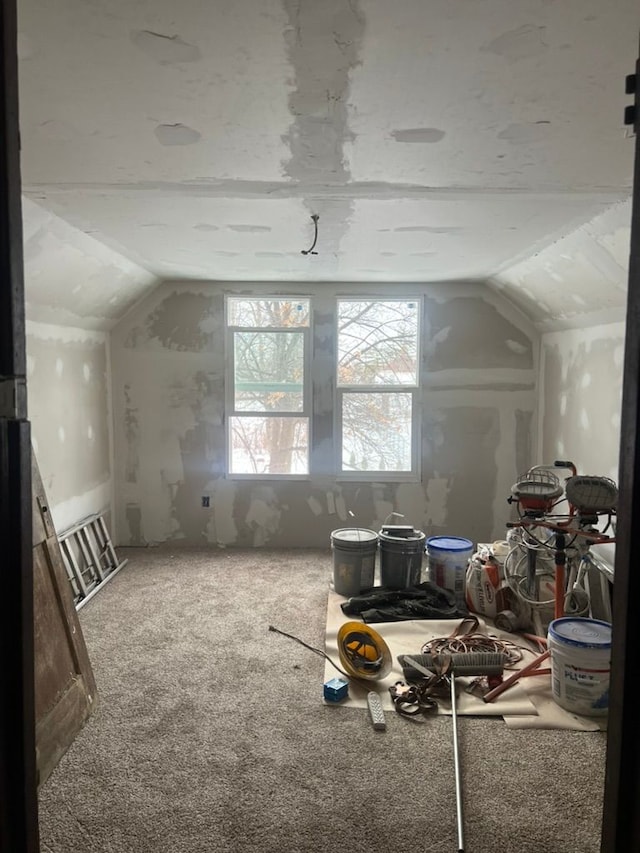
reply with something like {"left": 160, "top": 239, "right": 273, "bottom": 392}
{"left": 367, "top": 691, "right": 386, "bottom": 731}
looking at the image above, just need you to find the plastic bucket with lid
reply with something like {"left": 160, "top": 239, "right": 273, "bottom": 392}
{"left": 378, "top": 529, "right": 426, "bottom": 589}
{"left": 426, "top": 536, "right": 474, "bottom": 610}
{"left": 547, "top": 617, "right": 612, "bottom": 716}
{"left": 330, "top": 528, "right": 378, "bottom": 597}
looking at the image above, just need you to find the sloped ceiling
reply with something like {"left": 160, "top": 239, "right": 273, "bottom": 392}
{"left": 16, "top": 0, "right": 639, "bottom": 326}
{"left": 491, "top": 198, "right": 631, "bottom": 330}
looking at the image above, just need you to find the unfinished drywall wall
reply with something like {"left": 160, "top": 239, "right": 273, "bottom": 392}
{"left": 22, "top": 197, "right": 160, "bottom": 535}
{"left": 539, "top": 322, "right": 624, "bottom": 566}
{"left": 111, "top": 281, "right": 537, "bottom": 549}
{"left": 26, "top": 321, "right": 112, "bottom": 535}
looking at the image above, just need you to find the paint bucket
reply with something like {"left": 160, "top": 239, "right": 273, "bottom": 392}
{"left": 378, "top": 529, "right": 426, "bottom": 589}
{"left": 547, "top": 617, "right": 612, "bottom": 717}
{"left": 426, "top": 536, "right": 474, "bottom": 610}
{"left": 330, "top": 528, "right": 378, "bottom": 597}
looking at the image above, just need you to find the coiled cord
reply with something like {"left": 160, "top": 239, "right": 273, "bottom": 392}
{"left": 420, "top": 616, "right": 524, "bottom": 669}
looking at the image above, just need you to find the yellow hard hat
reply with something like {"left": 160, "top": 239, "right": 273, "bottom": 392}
{"left": 337, "top": 621, "right": 392, "bottom": 680}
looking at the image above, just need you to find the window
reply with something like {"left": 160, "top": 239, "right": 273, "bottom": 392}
{"left": 337, "top": 299, "right": 420, "bottom": 476}
{"left": 225, "top": 295, "right": 421, "bottom": 479}
{"left": 226, "top": 298, "right": 310, "bottom": 475}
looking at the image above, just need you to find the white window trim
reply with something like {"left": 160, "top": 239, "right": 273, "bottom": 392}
{"left": 224, "top": 297, "right": 312, "bottom": 479}
{"left": 334, "top": 296, "right": 422, "bottom": 482}
{"left": 224, "top": 294, "right": 422, "bottom": 481}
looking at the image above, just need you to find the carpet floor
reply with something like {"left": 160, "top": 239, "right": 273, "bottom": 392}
{"left": 37, "top": 546, "right": 607, "bottom": 853}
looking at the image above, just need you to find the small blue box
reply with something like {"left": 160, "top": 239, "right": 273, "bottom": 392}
{"left": 324, "top": 677, "right": 349, "bottom": 702}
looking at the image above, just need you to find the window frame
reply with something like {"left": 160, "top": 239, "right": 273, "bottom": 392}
{"left": 334, "top": 296, "right": 422, "bottom": 482}
{"left": 224, "top": 293, "right": 422, "bottom": 481}
{"left": 224, "top": 296, "right": 312, "bottom": 479}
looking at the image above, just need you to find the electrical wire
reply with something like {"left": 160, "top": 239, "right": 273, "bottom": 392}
{"left": 268, "top": 624, "right": 391, "bottom": 691}
{"left": 268, "top": 624, "right": 350, "bottom": 675}
{"left": 300, "top": 214, "right": 319, "bottom": 255}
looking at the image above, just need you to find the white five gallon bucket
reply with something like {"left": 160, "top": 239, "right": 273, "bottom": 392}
{"left": 426, "top": 536, "right": 474, "bottom": 610}
{"left": 547, "top": 617, "right": 612, "bottom": 717}
{"left": 330, "top": 528, "right": 378, "bottom": 597}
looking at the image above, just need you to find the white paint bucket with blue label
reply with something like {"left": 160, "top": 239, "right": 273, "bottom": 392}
{"left": 547, "top": 617, "right": 612, "bottom": 716}
{"left": 330, "top": 528, "right": 378, "bottom": 597}
{"left": 426, "top": 536, "right": 474, "bottom": 610}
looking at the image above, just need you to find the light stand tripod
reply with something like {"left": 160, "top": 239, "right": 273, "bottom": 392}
{"left": 483, "top": 461, "right": 616, "bottom": 704}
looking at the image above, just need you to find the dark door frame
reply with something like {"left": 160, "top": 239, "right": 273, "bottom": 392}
{"left": 0, "top": 5, "right": 638, "bottom": 852}
{"left": 600, "top": 46, "right": 640, "bottom": 852}
{"left": 0, "top": 0, "right": 39, "bottom": 851}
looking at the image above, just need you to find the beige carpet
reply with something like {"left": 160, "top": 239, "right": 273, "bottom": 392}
{"left": 323, "top": 589, "right": 607, "bottom": 731}
{"left": 37, "top": 546, "right": 608, "bottom": 853}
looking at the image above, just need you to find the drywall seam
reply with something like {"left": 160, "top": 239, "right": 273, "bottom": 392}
{"left": 26, "top": 319, "right": 106, "bottom": 344}
{"left": 536, "top": 334, "right": 545, "bottom": 465}
{"left": 106, "top": 329, "right": 117, "bottom": 542}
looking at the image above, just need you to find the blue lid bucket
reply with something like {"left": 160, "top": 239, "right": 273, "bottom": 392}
{"left": 425, "top": 536, "right": 474, "bottom": 610}
{"left": 548, "top": 617, "right": 612, "bottom": 649}
{"left": 426, "top": 536, "right": 474, "bottom": 554}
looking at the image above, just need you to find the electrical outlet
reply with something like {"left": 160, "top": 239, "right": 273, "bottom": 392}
{"left": 201, "top": 496, "right": 210, "bottom": 508}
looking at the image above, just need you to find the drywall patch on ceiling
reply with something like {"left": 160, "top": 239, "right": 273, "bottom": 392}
{"left": 282, "top": 0, "right": 364, "bottom": 182}
{"left": 481, "top": 24, "right": 548, "bottom": 62}
{"left": 193, "top": 223, "right": 219, "bottom": 232}
{"left": 498, "top": 122, "right": 552, "bottom": 144}
{"left": 37, "top": 119, "right": 76, "bottom": 141}
{"left": 282, "top": 0, "right": 364, "bottom": 270}
{"left": 131, "top": 29, "right": 202, "bottom": 64}
{"left": 154, "top": 123, "right": 202, "bottom": 146}
{"left": 391, "top": 128, "right": 446, "bottom": 144}
{"left": 21, "top": 198, "right": 160, "bottom": 329}
{"left": 595, "top": 225, "right": 631, "bottom": 269}
{"left": 489, "top": 199, "right": 631, "bottom": 330}
{"left": 394, "top": 225, "right": 463, "bottom": 234}
{"left": 228, "top": 224, "right": 272, "bottom": 233}
{"left": 284, "top": 0, "right": 364, "bottom": 183}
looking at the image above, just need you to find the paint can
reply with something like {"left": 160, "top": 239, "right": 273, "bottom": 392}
{"left": 378, "top": 529, "right": 426, "bottom": 589}
{"left": 426, "top": 536, "right": 474, "bottom": 610}
{"left": 330, "top": 528, "right": 378, "bottom": 597}
{"left": 547, "top": 617, "right": 612, "bottom": 717}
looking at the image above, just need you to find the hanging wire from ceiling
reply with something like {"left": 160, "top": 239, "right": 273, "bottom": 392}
{"left": 301, "top": 214, "right": 319, "bottom": 255}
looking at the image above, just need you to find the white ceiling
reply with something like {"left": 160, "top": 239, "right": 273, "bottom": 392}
{"left": 15, "top": 0, "right": 639, "bottom": 323}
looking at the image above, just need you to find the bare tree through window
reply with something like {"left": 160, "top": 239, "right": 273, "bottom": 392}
{"left": 338, "top": 300, "right": 419, "bottom": 473}
{"left": 228, "top": 299, "right": 309, "bottom": 475}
